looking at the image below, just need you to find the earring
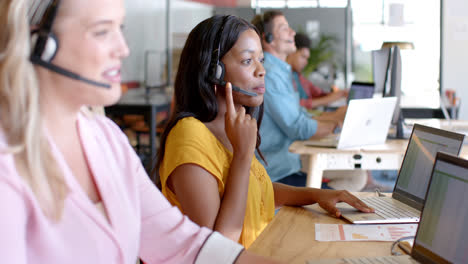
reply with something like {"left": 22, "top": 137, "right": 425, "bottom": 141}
{"left": 214, "top": 84, "right": 217, "bottom": 94}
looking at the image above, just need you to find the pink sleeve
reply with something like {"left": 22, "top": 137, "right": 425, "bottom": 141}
{"left": 300, "top": 98, "right": 314, "bottom": 109}
{"left": 0, "top": 161, "right": 28, "bottom": 264}
{"left": 97, "top": 115, "right": 243, "bottom": 264}
{"left": 93, "top": 115, "right": 213, "bottom": 263}
{"left": 137, "top": 168, "right": 213, "bottom": 263}
{"left": 299, "top": 74, "right": 327, "bottom": 98}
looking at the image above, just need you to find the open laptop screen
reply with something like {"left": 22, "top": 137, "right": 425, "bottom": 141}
{"left": 347, "top": 82, "right": 375, "bottom": 102}
{"left": 393, "top": 124, "right": 464, "bottom": 209}
{"left": 412, "top": 153, "right": 468, "bottom": 264}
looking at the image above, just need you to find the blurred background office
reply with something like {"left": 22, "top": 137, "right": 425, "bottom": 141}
{"left": 120, "top": 0, "right": 467, "bottom": 116}
{"left": 112, "top": 0, "right": 468, "bottom": 189}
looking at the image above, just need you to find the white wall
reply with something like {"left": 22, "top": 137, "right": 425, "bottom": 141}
{"left": 122, "top": 0, "right": 166, "bottom": 83}
{"left": 442, "top": 0, "right": 468, "bottom": 119}
{"left": 171, "top": 1, "right": 213, "bottom": 49}
{"left": 122, "top": 0, "right": 213, "bottom": 83}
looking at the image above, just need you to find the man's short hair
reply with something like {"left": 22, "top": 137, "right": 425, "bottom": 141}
{"left": 251, "top": 10, "right": 284, "bottom": 36}
{"left": 294, "top": 33, "right": 311, "bottom": 49}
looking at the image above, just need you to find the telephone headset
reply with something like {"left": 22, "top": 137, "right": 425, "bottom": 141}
{"left": 209, "top": 15, "right": 257, "bottom": 97}
{"left": 265, "top": 32, "right": 274, "bottom": 44}
{"left": 260, "top": 12, "right": 292, "bottom": 45}
{"left": 261, "top": 14, "right": 274, "bottom": 44}
{"left": 29, "top": 0, "right": 111, "bottom": 88}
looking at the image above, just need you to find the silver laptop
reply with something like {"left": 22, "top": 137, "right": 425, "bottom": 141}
{"left": 339, "top": 124, "right": 465, "bottom": 224}
{"left": 308, "top": 152, "right": 468, "bottom": 264}
{"left": 305, "top": 97, "right": 397, "bottom": 149}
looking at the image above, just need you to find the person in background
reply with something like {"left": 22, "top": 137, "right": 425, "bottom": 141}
{"left": 286, "top": 33, "right": 348, "bottom": 109}
{"left": 0, "top": 0, "right": 278, "bottom": 263}
{"left": 251, "top": 11, "right": 347, "bottom": 186}
{"left": 157, "top": 15, "right": 373, "bottom": 249}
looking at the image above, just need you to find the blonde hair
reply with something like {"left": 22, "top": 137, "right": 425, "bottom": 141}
{"left": 0, "top": 0, "right": 67, "bottom": 220}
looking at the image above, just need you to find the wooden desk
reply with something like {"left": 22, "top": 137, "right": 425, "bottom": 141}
{"left": 249, "top": 193, "right": 397, "bottom": 263}
{"left": 290, "top": 140, "right": 408, "bottom": 188}
{"left": 105, "top": 87, "right": 171, "bottom": 180}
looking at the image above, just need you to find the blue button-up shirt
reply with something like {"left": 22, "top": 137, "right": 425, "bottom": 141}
{"left": 257, "top": 52, "right": 318, "bottom": 182}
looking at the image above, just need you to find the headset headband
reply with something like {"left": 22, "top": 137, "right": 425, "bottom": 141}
{"left": 31, "top": 0, "right": 61, "bottom": 58}
{"left": 39, "top": 0, "right": 60, "bottom": 31}
{"left": 212, "top": 15, "right": 231, "bottom": 68}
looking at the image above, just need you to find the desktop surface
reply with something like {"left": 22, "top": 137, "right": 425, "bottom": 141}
{"left": 249, "top": 193, "right": 400, "bottom": 264}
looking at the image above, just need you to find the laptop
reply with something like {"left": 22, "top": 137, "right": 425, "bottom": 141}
{"left": 308, "top": 152, "right": 468, "bottom": 264}
{"left": 347, "top": 82, "right": 375, "bottom": 103}
{"left": 305, "top": 97, "right": 397, "bottom": 149}
{"left": 339, "top": 124, "right": 465, "bottom": 224}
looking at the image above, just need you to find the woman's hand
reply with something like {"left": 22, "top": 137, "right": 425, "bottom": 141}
{"left": 224, "top": 82, "right": 258, "bottom": 156}
{"left": 316, "top": 189, "right": 374, "bottom": 217}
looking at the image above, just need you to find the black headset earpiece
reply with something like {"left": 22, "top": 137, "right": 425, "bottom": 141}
{"left": 261, "top": 13, "right": 274, "bottom": 44}
{"left": 31, "top": 30, "right": 59, "bottom": 62}
{"left": 29, "top": 0, "right": 111, "bottom": 89}
{"left": 212, "top": 60, "right": 226, "bottom": 85}
{"left": 265, "top": 32, "right": 274, "bottom": 43}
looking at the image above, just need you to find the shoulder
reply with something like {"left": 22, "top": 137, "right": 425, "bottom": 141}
{"left": 77, "top": 113, "right": 140, "bottom": 170}
{"left": 163, "top": 117, "right": 228, "bottom": 164}
{"left": 160, "top": 117, "right": 229, "bottom": 191}
{"left": 81, "top": 112, "right": 123, "bottom": 133}
{"left": 263, "top": 60, "right": 282, "bottom": 78}
{"left": 167, "top": 117, "right": 215, "bottom": 148}
{"left": 264, "top": 68, "right": 292, "bottom": 94}
{"left": 79, "top": 112, "right": 129, "bottom": 144}
{"left": 164, "top": 117, "right": 227, "bottom": 165}
{"left": 172, "top": 116, "right": 207, "bottom": 134}
{"left": 265, "top": 70, "right": 289, "bottom": 92}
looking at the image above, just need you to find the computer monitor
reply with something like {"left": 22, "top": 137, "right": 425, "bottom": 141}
{"left": 392, "top": 124, "right": 464, "bottom": 208}
{"left": 372, "top": 48, "right": 390, "bottom": 95}
{"left": 412, "top": 152, "right": 468, "bottom": 263}
{"left": 372, "top": 46, "right": 403, "bottom": 138}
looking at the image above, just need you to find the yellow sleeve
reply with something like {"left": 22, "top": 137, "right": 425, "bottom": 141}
{"left": 159, "top": 117, "right": 230, "bottom": 208}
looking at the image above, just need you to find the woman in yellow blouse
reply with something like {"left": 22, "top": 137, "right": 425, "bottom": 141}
{"left": 156, "top": 15, "right": 373, "bottom": 248}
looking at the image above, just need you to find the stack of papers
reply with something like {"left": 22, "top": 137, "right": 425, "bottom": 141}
{"left": 315, "top": 224, "right": 417, "bottom": 242}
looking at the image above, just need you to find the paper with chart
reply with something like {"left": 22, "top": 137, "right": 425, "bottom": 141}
{"left": 315, "top": 224, "right": 417, "bottom": 242}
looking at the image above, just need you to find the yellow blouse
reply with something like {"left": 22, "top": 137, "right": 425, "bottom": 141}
{"left": 159, "top": 117, "right": 275, "bottom": 248}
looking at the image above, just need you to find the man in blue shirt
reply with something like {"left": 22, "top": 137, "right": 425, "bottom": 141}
{"left": 252, "top": 11, "right": 346, "bottom": 186}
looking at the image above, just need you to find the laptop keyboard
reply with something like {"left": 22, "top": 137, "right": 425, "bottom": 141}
{"left": 361, "top": 197, "right": 420, "bottom": 220}
{"left": 343, "top": 256, "right": 403, "bottom": 264}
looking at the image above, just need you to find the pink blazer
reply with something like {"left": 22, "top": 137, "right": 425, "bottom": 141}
{"left": 0, "top": 114, "right": 218, "bottom": 263}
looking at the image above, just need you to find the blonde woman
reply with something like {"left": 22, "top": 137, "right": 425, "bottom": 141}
{"left": 0, "top": 0, "right": 278, "bottom": 263}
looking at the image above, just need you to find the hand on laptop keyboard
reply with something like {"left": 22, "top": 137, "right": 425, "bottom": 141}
{"left": 316, "top": 190, "right": 375, "bottom": 217}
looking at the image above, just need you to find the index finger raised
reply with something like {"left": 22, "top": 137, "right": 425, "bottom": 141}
{"left": 225, "top": 82, "right": 236, "bottom": 118}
